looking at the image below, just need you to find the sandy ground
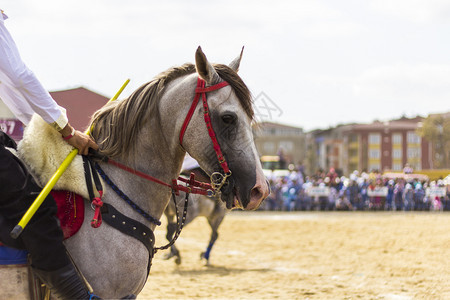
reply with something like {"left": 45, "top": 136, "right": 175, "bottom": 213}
{"left": 139, "top": 211, "right": 449, "bottom": 300}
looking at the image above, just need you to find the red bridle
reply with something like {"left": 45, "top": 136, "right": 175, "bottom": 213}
{"left": 102, "top": 77, "right": 233, "bottom": 197}
{"left": 179, "top": 77, "right": 232, "bottom": 193}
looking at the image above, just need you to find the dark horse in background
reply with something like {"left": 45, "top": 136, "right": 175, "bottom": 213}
{"left": 164, "top": 166, "right": 228, "bottom": 265}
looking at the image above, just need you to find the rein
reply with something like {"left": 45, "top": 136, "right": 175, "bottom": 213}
{"left": 106, "top": 157, "right": 213, "bottom": 196}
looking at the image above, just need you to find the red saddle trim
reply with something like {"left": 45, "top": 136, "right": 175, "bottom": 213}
{"left": 52, "top": 190, "right": 84, "bottom": 240}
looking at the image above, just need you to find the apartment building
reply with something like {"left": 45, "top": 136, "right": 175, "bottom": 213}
{"left": 313, "top": 117, "right": 432, "bottom": 175}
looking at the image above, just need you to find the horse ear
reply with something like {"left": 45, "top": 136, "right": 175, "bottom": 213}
{"left": 229, "top": 46, "right": 244, "bottom": 72}
{"left": 195, "top": 46, "right": 220, "bottom": 85}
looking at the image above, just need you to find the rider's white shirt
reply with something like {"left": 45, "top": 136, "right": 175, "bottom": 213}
{"left": 0, "top": 10, "right": 68, "bottom": 129}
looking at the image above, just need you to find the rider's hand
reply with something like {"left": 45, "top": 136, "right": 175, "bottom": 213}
{"left": 59, "top": 124, "right": 99, "bottom": 155}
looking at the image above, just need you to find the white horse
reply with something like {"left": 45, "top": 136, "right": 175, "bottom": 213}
{"left": 2, "top": 47, "right": 269, "bottom": 299}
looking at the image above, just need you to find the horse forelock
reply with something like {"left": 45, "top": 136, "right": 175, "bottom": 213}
{"left": 213, "top": 64, "right": 254, "bottom": 120}
{"left": 90, "top": 63, "right": 253, "bottom": 159}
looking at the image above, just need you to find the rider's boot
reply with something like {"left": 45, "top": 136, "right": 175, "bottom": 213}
{"left": 32, "top": 263, "right": 90, "bottom": 300}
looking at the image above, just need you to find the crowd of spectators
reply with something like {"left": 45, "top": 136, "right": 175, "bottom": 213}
{"left": 262, "top": 167, "right": 450, "bottom": 212}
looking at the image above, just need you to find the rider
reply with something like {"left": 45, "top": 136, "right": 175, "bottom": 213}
{"left": 0, "top": 10, "right": 98, "bottom": 299}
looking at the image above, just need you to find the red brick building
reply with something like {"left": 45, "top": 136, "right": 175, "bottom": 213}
{"left": 50, "top": 87, "right": 110, "bottom": 131}
{"left": 313, "top": 116, "right": 432, "bottom": 175}
{"left": 345, "top": 117, "right": 431, "bottom": 173}
{"left": 0, "top": 87, "right": 110, "bottom": 141}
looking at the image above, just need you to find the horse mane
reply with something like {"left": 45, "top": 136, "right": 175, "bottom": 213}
{"left": 90, "top": 63, "right": 253, "bottom": 159}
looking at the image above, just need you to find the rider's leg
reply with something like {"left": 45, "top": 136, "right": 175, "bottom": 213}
{"left": 0, "top": 138, "right": 90, "bottom": 299}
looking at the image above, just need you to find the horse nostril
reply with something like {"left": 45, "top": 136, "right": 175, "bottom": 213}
{"left": 250, "top": 186, "right": 263, "bottom": 201}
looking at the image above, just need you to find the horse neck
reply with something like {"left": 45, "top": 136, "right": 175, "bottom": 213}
{"left": 100, "top": 117, "right": 185, "bottom": 228}
{"left": 96, "top": 74, "right": 198, "bottom": 226}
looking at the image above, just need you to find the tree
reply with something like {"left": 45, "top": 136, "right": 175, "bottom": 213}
{"left": 417, "top": 114, "right": 450, "bottom": 169}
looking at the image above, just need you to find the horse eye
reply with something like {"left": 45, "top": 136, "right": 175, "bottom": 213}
{"left": 221, "top": 114, "right": 236, "bottom": 125}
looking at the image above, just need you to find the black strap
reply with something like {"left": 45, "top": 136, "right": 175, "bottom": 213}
{"left": 83, "top": 156, "right": 103, "bottom": 198}
{"left": 83, "top": 156, "right": 95, "bottom": 201}
{"left": 100, "top": 203, "right": 155, "bottom": 275}
{"left": 153, "top": 190, "right": 189, "bottom": 255}
{"left": 82, "top": 155, "right": 154, "bottom": 275}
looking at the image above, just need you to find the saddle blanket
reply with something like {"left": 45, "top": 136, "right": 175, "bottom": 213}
{"left": 0, "top": 190, "right": 84, "bottom": 265}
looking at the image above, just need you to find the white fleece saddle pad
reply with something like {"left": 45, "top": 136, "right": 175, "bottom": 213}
{"left": 17, "top": 115, "right": 99, "bottom": 200}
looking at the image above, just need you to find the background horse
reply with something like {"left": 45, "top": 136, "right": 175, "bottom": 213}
{"left": 3, "top": 47, "right": 269, "bottom": 299}
{"left": 164, "top": 167, "right": 228, "bottom": 265}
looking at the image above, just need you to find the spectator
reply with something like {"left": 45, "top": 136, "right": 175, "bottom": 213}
{"left": 385, "top": 180, "right": 395, "bottom": 210}
{"left": 413, "top": 183, "right": 426, "bottom": 210}
{"left": 403, "top": 183, "right": 414, "bottom": 211}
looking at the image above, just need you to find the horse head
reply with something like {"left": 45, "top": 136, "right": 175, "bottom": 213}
{"left": 176, "top": 47, "right": 269, "bottom": 210}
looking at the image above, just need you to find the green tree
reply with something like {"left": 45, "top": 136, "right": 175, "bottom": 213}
{"left": 417, "top": 114, "right": 450, "bottom": 168}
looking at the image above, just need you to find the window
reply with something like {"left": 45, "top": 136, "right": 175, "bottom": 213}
{"left": 392, "top": 149, "right": 402, "bottom": 159}
{"left": 369, "top": 133, "right": 381, "bottom": 144}
{"left": 407, "top": 132, "right": 421, "bottom": 144}
{"left": 392, "top": 163, "right": 402, "bottom": 171}
{"left": 349, "top": 134, "right": 358, "bottom": 142}
{"left": 407, "top": 147, "right": 421, "bottom": 158}
{"left": 369, "top": 149, "right": 380, "bottom": 159}
{"left": 392, "top": 133, "right": 402, "bottom": 144}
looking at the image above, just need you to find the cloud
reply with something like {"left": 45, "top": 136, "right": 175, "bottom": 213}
{"left": 298, "top": 20, "right": 364, "bottom": 39}
{"left": 353, "top": 63, "right": 450, "bottom": 116}
{"left": 370, "top": 0, "right": 450, "bottom": 23}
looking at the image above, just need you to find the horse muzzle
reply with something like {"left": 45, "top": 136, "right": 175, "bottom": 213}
{"left": 219, "top": 174, "right": 269, "bottom": 211}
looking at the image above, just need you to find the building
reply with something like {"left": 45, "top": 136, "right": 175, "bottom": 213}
{"left": 309, "top": 125, "right": 349, "bottom": 175}
{"left": 50, "top": 87, "right": 110, "bottom": 131}
{"left": 253, "top": 121, "right": 306, "bottom": 167}
{"left": 312, "top": 116, "right": 432, "bottom": 175}
{"left": 0, "top": 99, "right": 22, "bottom": 140}
{"left": 0, "top": 87, "right": 110, "bottom": 141}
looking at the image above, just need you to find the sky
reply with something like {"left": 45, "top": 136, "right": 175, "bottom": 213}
{"left": 2, "top": 0, "right": 450, "bottom": 131}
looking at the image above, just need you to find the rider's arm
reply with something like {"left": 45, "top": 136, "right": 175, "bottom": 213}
{"left": 0, "top": 11, "right": 98, "bottom": 155}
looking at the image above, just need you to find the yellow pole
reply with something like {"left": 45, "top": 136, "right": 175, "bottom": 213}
{"left": 10, "top": 79, "right": 130, "bottom": 239}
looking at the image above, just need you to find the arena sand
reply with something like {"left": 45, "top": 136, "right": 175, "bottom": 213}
{"left": 139, "top": 212, "right": 449, "bottom": 299}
